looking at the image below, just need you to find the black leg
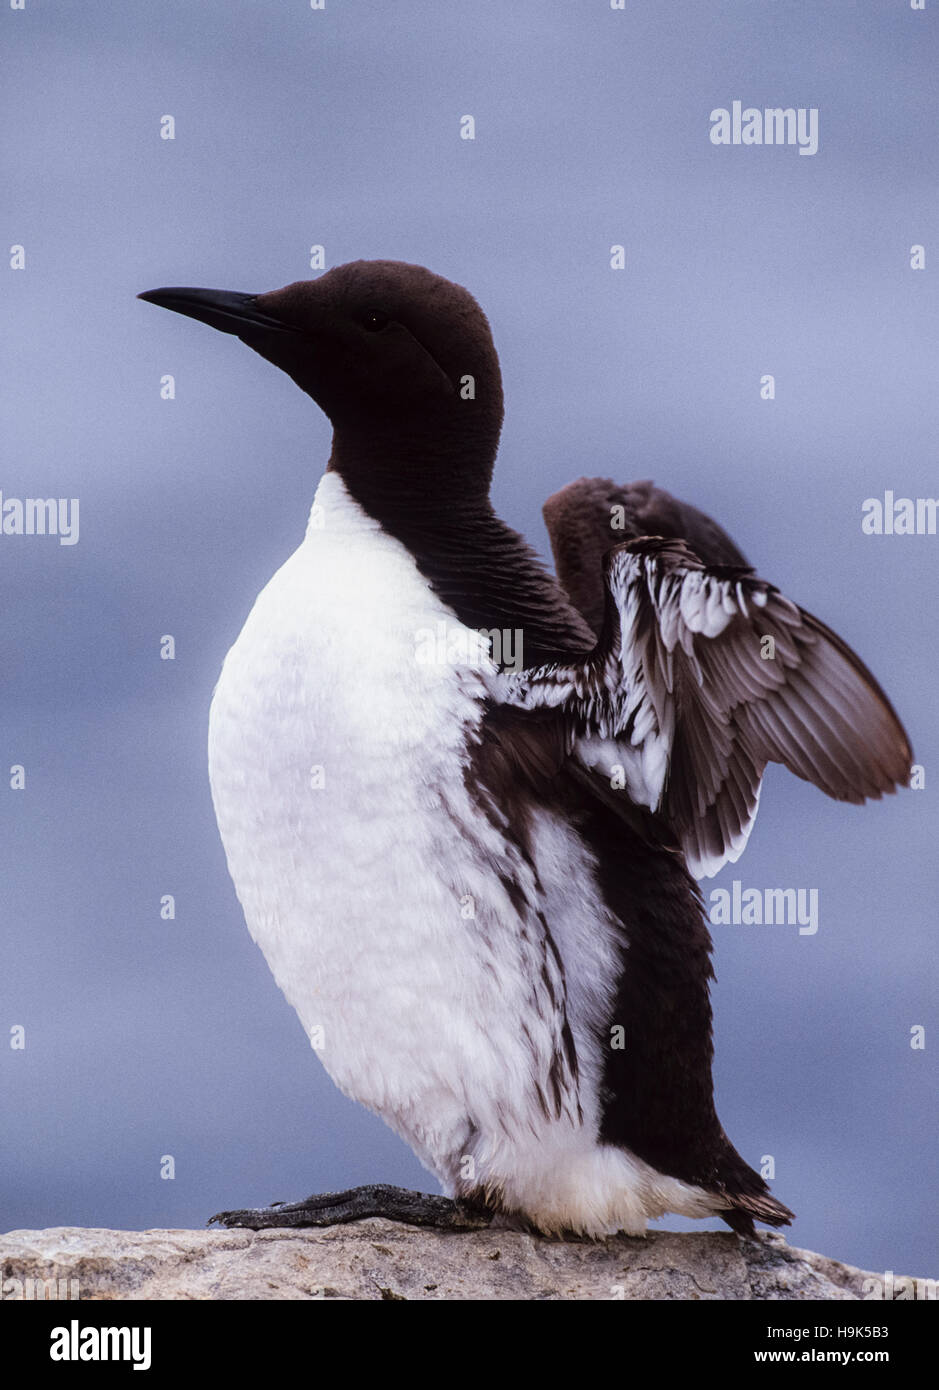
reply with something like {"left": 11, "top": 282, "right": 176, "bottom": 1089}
{"left": 209, "top": 1183, "right": 494, "bottom": 1232}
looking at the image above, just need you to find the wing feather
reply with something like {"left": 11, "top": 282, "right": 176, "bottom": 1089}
{"left": 502, "top": 537, "right": 911, "bottom": 877}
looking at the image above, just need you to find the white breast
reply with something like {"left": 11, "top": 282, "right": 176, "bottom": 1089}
{"left": 207, "top": 471, "right": 716, "bottom": 1235}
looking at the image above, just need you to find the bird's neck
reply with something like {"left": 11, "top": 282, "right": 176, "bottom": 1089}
{"left": 325, "top": 425, "right": 596, "bottom": 667}
{"left": 327, "top": 422, "right": 497, "bottom": 531}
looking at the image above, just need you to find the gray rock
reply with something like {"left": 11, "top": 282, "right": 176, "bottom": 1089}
{"left": 0, "top": 1222, "right": 929, "bottom": 1301}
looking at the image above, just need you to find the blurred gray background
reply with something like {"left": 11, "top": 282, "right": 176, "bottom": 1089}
{"left": 2, "top": 0, "right": 936, "bottom": 1277}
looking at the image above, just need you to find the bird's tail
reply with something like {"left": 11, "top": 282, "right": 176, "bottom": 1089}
{"left": 720, "top": 1188, "right": 795, "bottom": 1237}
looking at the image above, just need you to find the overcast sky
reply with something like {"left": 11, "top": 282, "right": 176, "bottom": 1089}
{"left": 2, "top": 0, "right": 936, "bottom": 1280}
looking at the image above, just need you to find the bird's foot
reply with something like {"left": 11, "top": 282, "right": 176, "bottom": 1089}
{"left": 208, "top": 1182, "right": 494, "bottom": 1232}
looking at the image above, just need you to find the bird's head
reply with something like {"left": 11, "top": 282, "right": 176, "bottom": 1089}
{"left": 139, "top": 260, "right": 504, "bottom": 505}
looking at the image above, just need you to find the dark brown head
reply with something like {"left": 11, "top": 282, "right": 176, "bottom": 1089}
{"left": 139, "top": 260, "right": 504, "bottom": 508}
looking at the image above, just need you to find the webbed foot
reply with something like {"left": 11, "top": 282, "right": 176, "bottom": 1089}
{"left": 209, "top": 1182, "right": 493, "bottom": 1232}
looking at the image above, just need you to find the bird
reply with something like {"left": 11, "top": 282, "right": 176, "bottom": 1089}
{"left": 138, "top": 261, "right": 911, "bottom": 1239}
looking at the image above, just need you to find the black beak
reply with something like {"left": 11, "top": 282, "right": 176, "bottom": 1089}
{"left": 137, "top": 287, "right": 301, "bottom": 337}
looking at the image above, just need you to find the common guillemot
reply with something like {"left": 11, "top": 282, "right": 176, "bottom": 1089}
{"left": 139, "top": 262, "right": 911, "bottom": 1237}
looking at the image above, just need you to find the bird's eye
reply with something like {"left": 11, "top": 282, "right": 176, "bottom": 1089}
{"left": 361, "top": 309, "right": 390, "bottom": 332}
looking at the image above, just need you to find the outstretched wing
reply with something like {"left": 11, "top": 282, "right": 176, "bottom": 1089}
{"left": 502, "top": 536, "right": 912, "bottom": 878}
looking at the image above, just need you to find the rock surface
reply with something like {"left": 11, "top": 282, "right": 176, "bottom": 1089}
{"left": 1, "top": 1221, "right": 928, "bottom": 1300}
